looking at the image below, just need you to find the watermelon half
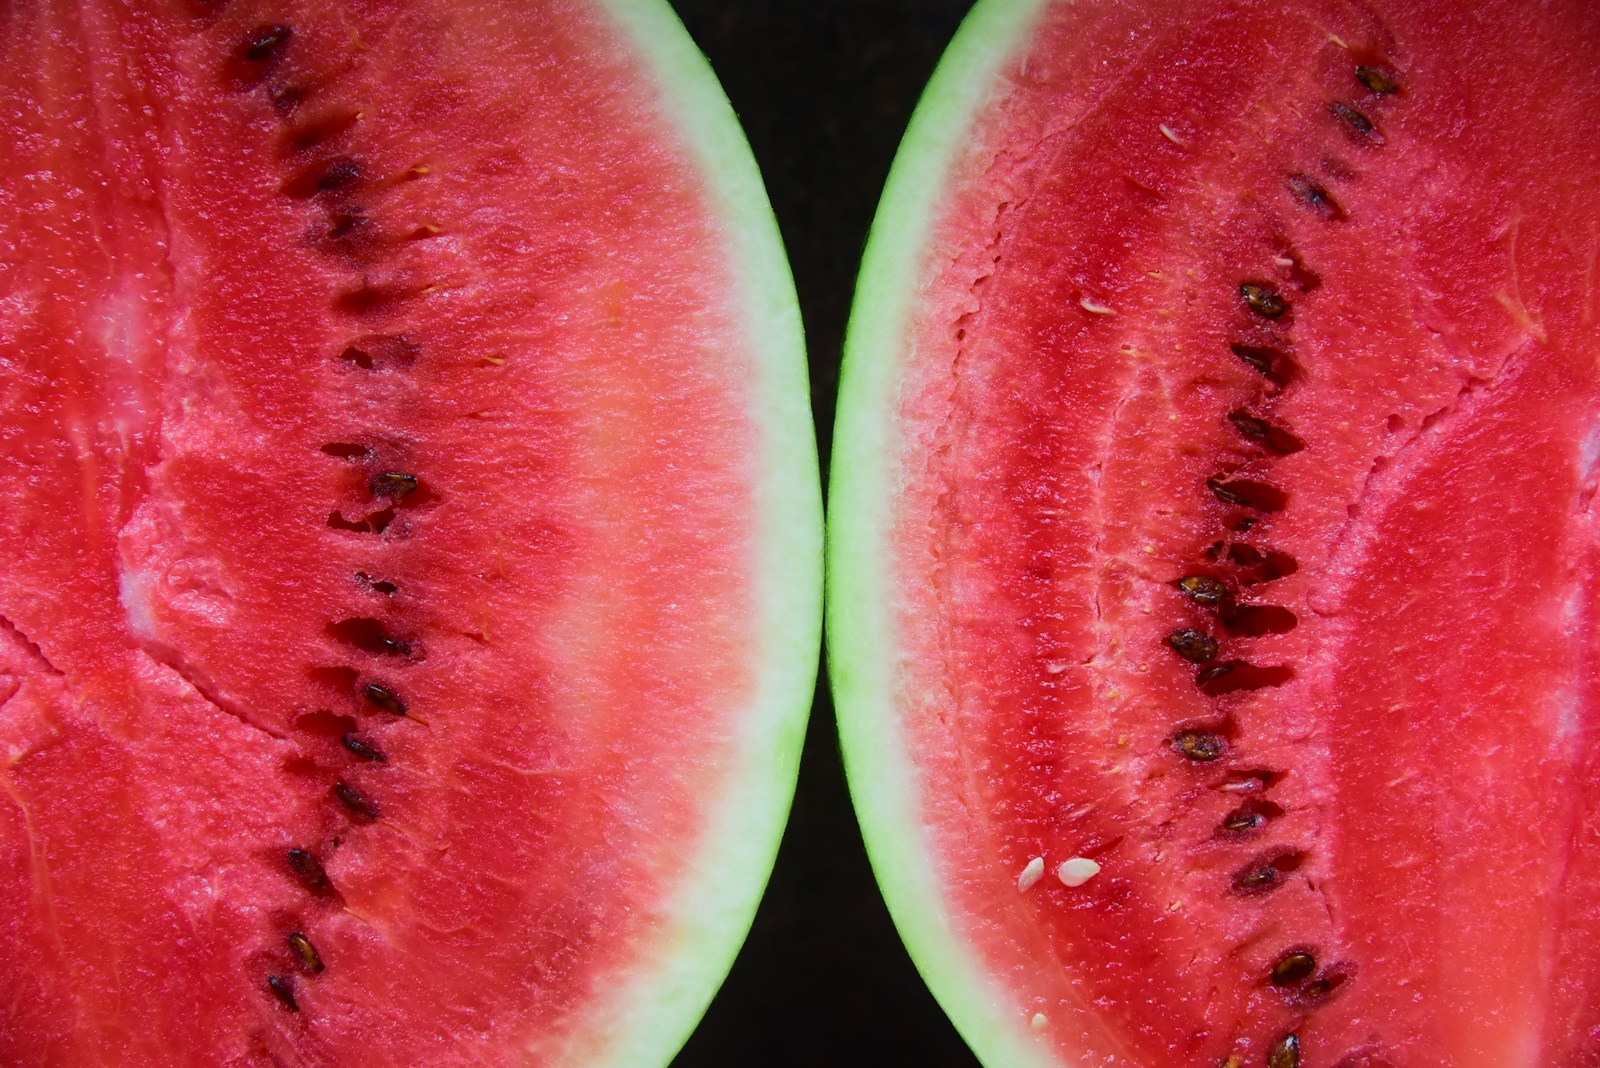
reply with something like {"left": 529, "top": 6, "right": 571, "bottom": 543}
{"left": 831, "top": 0, "right": 1600, "bottom": 1065}
{"left": 0, "top": 1, "right": 818, "bottom": 1064}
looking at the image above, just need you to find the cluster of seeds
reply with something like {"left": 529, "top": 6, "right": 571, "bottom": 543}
{"left": 1159, "top": 52, "right": 1403, "bottom": 1068}
{"left": 225, "top": 18, "right": 444, "bottom": 1016}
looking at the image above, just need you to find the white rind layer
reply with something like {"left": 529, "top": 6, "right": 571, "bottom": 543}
{"left": 564, "top": 2, "right": 821, "bottom": 1065}
{"left": 828, "top": 2, "right": 1064, "bottom": 1068}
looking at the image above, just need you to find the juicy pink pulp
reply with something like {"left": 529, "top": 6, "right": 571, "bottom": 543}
{"left": 0, "top": 2, "right": 761, "bottom": 1064}
{"left": 889, "top": 0, "right": 1600, "bottom": 1063}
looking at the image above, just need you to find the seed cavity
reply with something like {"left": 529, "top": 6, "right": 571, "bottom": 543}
{"left": 1206, "top": 477, "right": 1288, "bottom": 513}
{"left": 287, "top": 931, "right": 325, "bottom": 974}
{"left": 1227, "top": 410, "right": 1306, "bottom": 455}
{"left": 1172, "top": 729, "right": 1227, "bottom": 762}
{"left": 266, "top": 974, "right": 299, "bottom": 1012}
{"left": 1231, "top": 849, "right": 1304, "bottom": 896}
{"left": 1239, "top": 283, "right": 1288, "bottom": 319}
{"left": 286, "top": 848, "right": 332, "bottom": 895}
{"left": 1166, "top": 628, "right": 1219, "bottom": 663}
{"left": 320, "top": 442, "right": 370, "bottom": 460}
{"left": 1355, "top": 65, "right": 1400, "bottom": 95}
{"left": 1271, "top": 949, "right": 1317, "bottom": 986}
{"left": 281, "top": 156, "right": 363, "bottom": 199}
{"left": 1329, "top": 101, "right": 1384, "bottom": 143}
{"left": 328, "top": 617, "right": 413, "bottom": 658}
{"left": 363, "top": 682, "right": 407, "bottom": 716}
{"left": 327, "top": 506, "right": 396, "bottom": 534}
{"left": 1222, "top": 603, "right": 1299, "bottom": 636}
{"left": 1199, "top": 660, "right": 1295, "bottom": 695}
{"left": 1287, "top": 173, "right": 1346, "bottom": 221}
{"left": 337, "top": 333, "right": 419, "bottom": 371}
{"left": 1269, "top": 1033, "right": 1301, "bottom": 1068}
{"left": 1229, "top": 343, "right": 1296, "bottom": 387}
{"left": 341, "top": 733, "right": 387, "bottom": 762}
{"left": 333, "top": 781, "right": 380, "bottom": 821}
{"left": 1296, "top": 969, "right": 1350, "bottom": 1004}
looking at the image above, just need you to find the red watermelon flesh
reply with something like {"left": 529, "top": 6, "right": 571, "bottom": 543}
{"left": 0, "top": 1, "right": 817, "bottom": 1065}
{"left": 832, "top": 0, "right": 1600, "bottom": 1065}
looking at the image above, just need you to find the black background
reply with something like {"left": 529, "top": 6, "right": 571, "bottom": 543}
{"left": 661, "top": 4, "right": 982, "bottom": 1066}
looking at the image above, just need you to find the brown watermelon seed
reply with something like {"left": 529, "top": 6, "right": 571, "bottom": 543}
{"left": 1355, "top": 65, "right": 1400, "bottom": 94}
{"left": 1269, "top": 1033, "right": 1301, "bottom": 1068}
{"left": 1287, "top": 174, "right": 1345, "bottom": 220}
{"left": 1239, "top": 283, "right": 1288, "bottom": 319}
{"left": 370, "top": 471, "right": 419, "bottom": 499}
{"left": 1177, "top": 575, "right": 1229, "bottom": 607}
{"left": 333, "top": 781, "right": 380, "bottom": 821}
{"left": 1222, "top": 1058, "right": 1243, "bottom": 1068}
{"left": 1329, "top": 101, "right": 1384, "bottom": 143}
{"left": 1271, "top": 950, "right": 1317, "bottom": 986}
{"left": 340, "top": 733, "right": 387, "bottom": 763}
{"left": 1172, "top": 729, "right": 1227, "bottom": 762}
{"left": 1196, "top": 661, "right": 1237, "bottom": 684}
{"left": 363, "top": 682, "right": 407, "bottom": 716}
{"left": 286, "top": 848, "right": 332, "bottom": 895}
{"left": 286, "top": 931, "right": 325, "bottom": 974}
{"left": 328, "top": 618, "right": 413, "bottom": 658}
{"left": 1167, "top": 628, "right": 1219, "bottom": 663}
{"left": 243, "top": 25, "right": 291, "bottom": 63}
{"left": 1232, "top": 850, "right": 1303, "bottom": 896}
{"left": 266, "top": 974, "right": 300, "bottom": 1012}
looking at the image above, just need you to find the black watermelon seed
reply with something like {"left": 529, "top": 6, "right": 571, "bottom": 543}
{"left": 1167, "top": 628, "right": 1219, "bottom": 662}
{"left": 243, "top": 25, "right": 291, "bottom": 62}
{"left": 1300, "top": 971, "right": 1349, "bottom": 1001}
{"left": 1177, "top": 575, "right": 1228, "bottom": 607}
{"left": 266, "top": 974, "right": 299, "bottom": 1012}
{"left": 1271, "top": 950, "right": 1317, "bottom": 986}
{"left": 1287, "top": 173, "right": 1345, "bottom": 220}
{"left": 286, "top": 848, "right": 332, "bottom": 895}
{"left": 1268, "top": 1033, "right": 1301, "bottom": 1068}
{"left": 1198, "top": 660, "right": 1241, "bottom": 686}
{"left": 1239, "top": 283, "right": 1288, "bottom": 319}
{"left": 287, "top": 931, "right": 325, "bottom": 974}
{"left": 363, "top": 682, "right": 406, "bottom": 716}
{"left": 1329, "top": 101, "right": 1384, "bottom": 143}
{"left": 333, "top": 781, "right": 380, "bottom": 821}
{"left": 369, "top": 471, "right": 419, "bottom": 499}
{"left": 1172, "top": 730, "right": 1227, "bottom": 762}
{"left": 1232, "top": 851, "right": 1302, "bottom": 895}
{"left": 1355, "top": 65, "right": 1401, "bottom": 94}
{"left": 340, "top": 733, "right": 387, "bottom": 762}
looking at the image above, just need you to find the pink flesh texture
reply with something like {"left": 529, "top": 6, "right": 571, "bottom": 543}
{"left": 891, "top": 0, "right": 1600, "bottom": 1064}
{"left": 0, "top": 1, "right": 758, "bottom": 1065}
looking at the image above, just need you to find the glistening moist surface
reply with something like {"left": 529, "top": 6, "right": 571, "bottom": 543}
{"left": 889, "top": 0, "right": 1600, "bottom": 1064}
{"left": 0, "top": 2, "right": 770, "bottom": 1065}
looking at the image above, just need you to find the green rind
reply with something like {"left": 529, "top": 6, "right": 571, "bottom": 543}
{"left": 572, "top": 1, "right": 821, "bottom": 1066}
{"left": 828, "top": 2, "right": 1059, "bottom": 1068}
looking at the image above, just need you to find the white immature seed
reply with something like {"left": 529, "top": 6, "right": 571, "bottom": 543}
{"left": 1057, "top": 857, "right": 1101, "bottom": 887}
{"left": 1031, "top": 1013, "right": 1050, "bottom": 1031}
{"left": 1079, "top": 297, "right": 1115, "bottom": 315}
{"left": 1017, "top": 856, "right": 1046, "bottom": 892}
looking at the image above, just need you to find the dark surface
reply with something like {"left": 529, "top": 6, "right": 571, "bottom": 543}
{"left": 665, "top": 4, "right": 983, "bottom": 1066}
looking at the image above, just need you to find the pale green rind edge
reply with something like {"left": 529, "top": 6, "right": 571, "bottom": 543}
{"left": 571, "top": 2, "right": 822, "bottom": 1066}
{"left": 828, "top": 3, "right": 1061, "bottom": 1068}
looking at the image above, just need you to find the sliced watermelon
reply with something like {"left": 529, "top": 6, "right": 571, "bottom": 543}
{"left": 832, "top": 0, "right": 1600, "bottom": 1065}
{"left": 0, "top": 1, "right": 818, "bottom": 1064}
